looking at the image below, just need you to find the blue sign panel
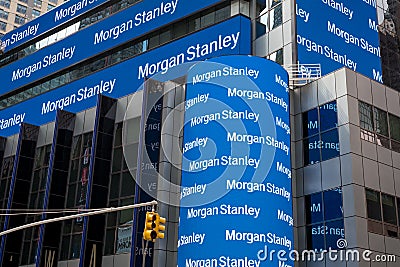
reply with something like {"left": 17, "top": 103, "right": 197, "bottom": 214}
{"left": 296, "top": 0, "right": 382, "bottom": 82}
{"left": 0, "top": 0, "right": 110, "bottom": 53}
{"left": 0, "top": 0, "right": 224, "bottom": 96}
{"left": 0, "top": 16, "right": 251, "bottom": 137}
{"left": 178, "top": 56, "right": 293, "bottom": 266}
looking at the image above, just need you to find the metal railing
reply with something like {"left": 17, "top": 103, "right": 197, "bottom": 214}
{"left": 284, "top": 63, "right": 322, "bottom": 87}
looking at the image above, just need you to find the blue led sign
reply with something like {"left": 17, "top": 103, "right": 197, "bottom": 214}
{"left": 178, "top": 56, "right": 293, "bottom": 266}
{"left": 0, "top": 0, "right": 111, "bottom": 53}
{"left": 0, "top": 0, "right": 225, "bottom": 95}
{"left": 296, "top": 0, "right": 382, "bottom": 82}
{"left": 0, "top": 16, "right": 251, "bottom": 137}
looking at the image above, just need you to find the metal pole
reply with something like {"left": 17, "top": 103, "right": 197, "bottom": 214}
{"left": 0, "top": 200, "right": 158, "bottom": 237}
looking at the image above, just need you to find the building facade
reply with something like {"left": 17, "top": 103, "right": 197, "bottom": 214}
{"left": 0, "top": 0, "right": 399, "bottom": 266}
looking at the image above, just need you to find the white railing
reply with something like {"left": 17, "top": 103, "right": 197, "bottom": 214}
{"left": 284, "top": 63, "right": 321, "bottom": 87}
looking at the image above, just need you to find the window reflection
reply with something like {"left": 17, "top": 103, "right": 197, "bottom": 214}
{"left": 366, "top": 189, "right": 400, "bottom": 237}
{"left": 303, "top": 101, "right": 339, "bottom": 165}
{"left": 359, "top": 101, "right": 400, "bottom": 151}
{"left": 255, "top": 0, "right": 283, "bottom": 37}
{"left": 305, "top": 188, "right": 344, "bottom": 251}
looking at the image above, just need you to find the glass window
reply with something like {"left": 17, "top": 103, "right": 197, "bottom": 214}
{"left": 16, "top": 4, "right": 27, "bottom": 14}
{"left": 215, "top": 5, "right": 230, "bottom": 22}
{"left": 359, "top": 101, "right": 374, "bottom": 131}
{"left": 70, "top": 235, "right": 81, "bottom": 259}
{"left": 304, "top": 135, "right": 320, "bottom": 165}
{"left": 374, "top": 107, "right": 389, "bottom": 137}
{"left": 382, "top": 193, "right": 397, "bottom": 225}
{"left": 18, "top": 0, "right": 27, "bottom": 3}
{"left": 112, "top": 147, "right": 122, "bottom": 172}
{"left": 305, "top": 188, "right": 345, "bottom": 251}
{"left": 0, "top": 0, "right": 10, "bottom": 8}
{"left": 114, "top": 123, "right": 122, "bottom": 147}
{"left": 24, "top": 238, "right": 36, "bottom": 264}
{"left": 148, "top": 34, "right": 159, "bottom": 49}
{"left": 303, "top": 108, "right": 319, "bottom": 137}
{"left": 49, "top": 0, "right": 57, "bottom": 3}
{"left": 255, "top": 0, "right": 282, "bottom": 35}
{"left": 377, "top": 134, "right": 391, "bottom": 149}
{"left": 201, "top": 11, "right": 215, "bottom": 28}
{"left": 256, "top": 0, "right": 267, "bottom": 16}
{"left": 21, "top": 242, "right": 30, "bottom": 265}
{"left": 60, "top": 236, "right": 70, "bottom": 260}
{"left": 303, "top": 135, "right": 322, "bottom": 165}
{"left": 0, "top": 21, "right": 6, "bottom": 31}
{"left": 269, "top": 49, "right": 283, "bottom": 65}
{"left": 358, "top": 102, "right": 400, "bottom": 152}
{"left": 104, "top": 229, "right": 115, "bottom": 255}
{"left": 239, "top": 0, "right": 250, "bottom": 16}
{"left": 110, "top": 174, "right": 120, "bottom": 199}
{"left": 159, "top": 28, "right": 171, "bottom": 45}
{"left": 120, "top": 172, "right": 134, "bottom": 197}
{"left": 306, "top": 223, "right": 324, "bottom": 251}
{"left": 389, "top": 114, "right": 400, "bottom": 142}
{"left": 0, "top": 9, "right": 8, "bottom": 19}
{"left": 269, "top": 1, "right": 282, "bottom": 30}
{"left": 33, "top": 0, "right": 42, "bottom": 7}
{"left": 107, "top": 206, "right": 117, "bottom": 228}
{"left": 320, "top": 129, "right": 340, "bottom": 161}
{"left": 47, "top": 4, "right": 55, "bottom": 10}
{"left": 319, "top": 101, "right": 338, "bottom": 132}
{"left": 256, "top": 15, "right": 268, "bottom": 38}
{"left": 323, "top": 188, "right": 343, "bottom": 221}
{"left": 305, "top": 192, "right": 323, "bottom": 224}
{"left": 173, "top": 21, "right": 187, "bottom": 39}
{"left": 325, "top": 220, "right": 345, "bottom": 249}
{"left": 188, "top": 17, "right": 201, "bottom": 32}
{"left": 397, "top": 198, "right": 400, "bottom": 227}
{"left": 119, "top": 201, "right": 134, "bottom": 226}
{"left": 71, "top": 135, "right": 82, "bottom": 159}
{"left": 32, "top": 9, "right": 40, "bottom": 18}
{"left": 392, "top": 140, "right": 400, "bottom": 153}
{"left": 366, "top": 189, "right": 382, "bottom": 221}
{"left": 66, "top": 184, "right": 76, "bottom": 207}
{"left": 14, "top": 14, "right": 26, "bottom": 25}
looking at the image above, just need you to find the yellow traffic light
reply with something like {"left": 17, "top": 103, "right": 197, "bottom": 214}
{"left": 143, "top": 212, "right": 166, "bottom": 241}
{"left": 143, "top": 212, "right": 157, "bottom": 241}
{"left": 154, "top": 213, "right": 166, "bottom": 239}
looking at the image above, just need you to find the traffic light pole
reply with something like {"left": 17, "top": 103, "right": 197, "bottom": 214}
{"left": 0, "top": 200, "right": 158, "bottom": 237}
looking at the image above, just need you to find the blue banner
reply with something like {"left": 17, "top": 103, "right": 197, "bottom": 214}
{"left": 0, "top": 16, "right": 251, "bottom": 137}
{"left": 178, "top": 56, "right": 293, "bottom": 266}
{"left": 0, "top": 0, "right": 224, "bottom": 96}
{"left": 0, "top": 0, "right": 110, "bottom": 53}
{"left": 296, "top": 0, "right": 382, "bottom": 82}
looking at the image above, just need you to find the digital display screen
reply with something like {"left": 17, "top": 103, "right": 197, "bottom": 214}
{"left": 297, "top": 0, "right": 382, "bottom": 82}
{"left": 0, "top": 16, "right": 251, "bottom": 137}
{"left": 178, "top": 56, "right": 293, "bottom": 266}
{"left": 1, "top": 0, "right": 225, "bottom": 95}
